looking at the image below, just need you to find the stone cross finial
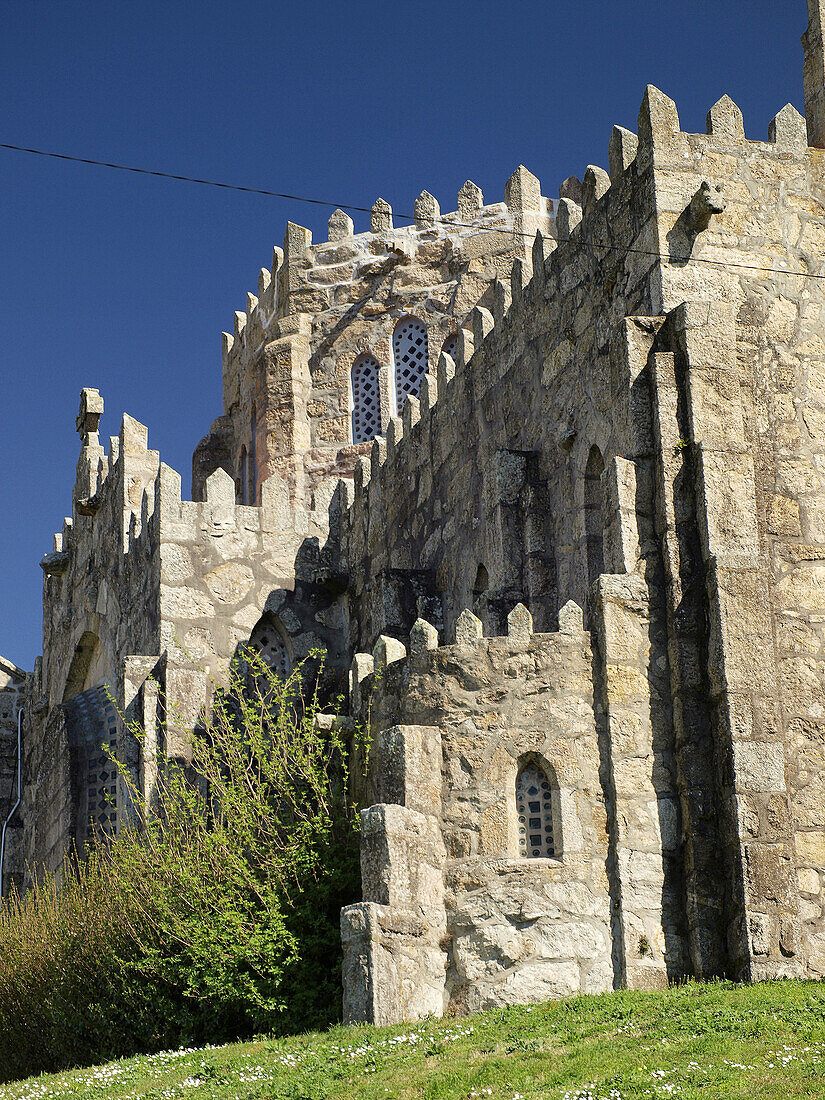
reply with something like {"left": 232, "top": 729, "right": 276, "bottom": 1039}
{"left": 76, "top": 387, "right": 103, "bottom": 443}
{"left": 804, "top": 0, "right": 825, "bottom": 147}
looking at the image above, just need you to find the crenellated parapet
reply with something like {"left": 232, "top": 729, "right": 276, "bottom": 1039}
{"left": 342, "top": 600, "right": 621, "bottom": 1021}
{"left": 195, "top": 166, "right": 557, "bottom": 516}
{"left": 21, "top": 19, "right": 825, "bottom": 1013}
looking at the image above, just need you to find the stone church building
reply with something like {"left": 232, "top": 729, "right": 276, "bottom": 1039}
{"left": 3, "top": 0, "right": 825, "bottom": 1026}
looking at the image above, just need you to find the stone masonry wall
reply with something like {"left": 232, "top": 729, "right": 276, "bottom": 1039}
{"left": 342, "top": 602, "right": 615, "bottom": 1022}
{"left": 640, "top": 88, "right": 825, "bottom": 978}
{"left": 336, "top": 125, "right": 661, "bottom": 656}
{"left": 193, "top": 170, "right": 555, "bottom": 516}
{"left": 25, "top": 393, "right": 161, "bottom": 880}
{"left": 338, "top": 79, "right": 825, "bottom": 1019}
{"left": 24, "top": 390, "right": 353, "bottom": 878}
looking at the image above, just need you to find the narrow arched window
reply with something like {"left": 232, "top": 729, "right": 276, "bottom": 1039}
{"left": 585, "top": 446, "right": 605, "bottom": 591}
{"left": 248, "top": 614, "right": 291, "bottom": 679}
{"left": 351, "top": 355, "right": 380, "bottom": 444}
{"left": 472, "top": 564, "right": 489, "bottom": 631}
{"left": 516, "top": 762, "right": 555, "bottom": 858}
{"left": 64, "top": 683, "right": 120, "bottom": 844}
{"left": 239, "top": 446, "right": 249, "bottom": 505}
{"left": 249, "top": 404, "right": 258, "bottom": 505}
{"left": 441, "top": 333, "right": 459, "bottom": 360}
{"left": 393, "top": 318, "right": 428, "bottom": 413}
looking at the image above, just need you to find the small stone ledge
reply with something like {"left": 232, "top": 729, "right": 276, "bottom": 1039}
{"left": 75, "top": 494, "right": 101, "bottom": 517}
{"left": 40, "top": 550, "right": 71, "bottom": 576}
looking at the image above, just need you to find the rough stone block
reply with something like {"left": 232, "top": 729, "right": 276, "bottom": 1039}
{"left": 637, "top": 84, "right": 681, "bottom": 159}
{"left": 608, "top": 126, "right": 639, "bottom": 181}
{"left": 455, "top": 609, "right": 483, "bottom": 644}
{"left": 375, "top": 725, "right": 442, "bottom": 814}
{"left": 409, "top": 617, "right": 439, "bottom": 661}
{"left": 507, "top": 603, "right": 533, "bottom": 642}
{"left": 582, "top": 165, "right": 610, "bottom": 212}
{"left": 472, "top": 306, "right": 494, "bottom": 346}
{"left": 504, "top": 165, "right": 542, "bottom": 213}
{"left": 558, "top": 600, "right": 584, "bottom": 634}
{"left": 414, "top": 190, "right": 440, "bottom": 229}
{"left": 373, "top": 634, "right": 406, "bottom": 673}
{"left": 457, "top": 180, "right": 483, "bottom": 216}
{"left": 733, "top": 741, "right": 786, "bottom": 794}
{"left": 768, "top": 103, "right": 808, "bottom": 151}
{"left": 706, "top": 94, "right": 745, "bottom": 142}
{"left": 341, "top": 901, "right": 445, "bottom": 1025}
{"left": 327, "top": 208, "right": 354, "bottom": 241}
{"left": 360, "top": 803, "right": 445, "bottom": 912}
{"left": 556, "top": 198, "right": 582, "bottom": 242}
{"left": 370, "top": 197, "right": 393, "bottom": 233}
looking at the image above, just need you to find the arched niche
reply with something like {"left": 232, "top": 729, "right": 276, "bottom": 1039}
{"left": 585, "top": 445, "right": 605, "bottom": 593}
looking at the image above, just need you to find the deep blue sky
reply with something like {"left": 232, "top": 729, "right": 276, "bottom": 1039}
{"left": 0, "top": 1, "right": 807, "bottom": 669}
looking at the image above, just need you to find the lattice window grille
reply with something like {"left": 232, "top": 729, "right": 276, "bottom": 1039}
{"left": 249, "top": 617, "right": 291, "bottom": 680}
{"left": 442, "top": 333, "right": 459, "bottom": 360}
{"left": 65, "top": 685, "right": 119, "bottom": 835}
{"left": 516, "top": 764, "right": 554, "bottom": 858}
{"left": 393, "top": 319, "right": 428, "bottom": 412}
{"left": 351, "top": 356, "right": 380, "bottom": 444}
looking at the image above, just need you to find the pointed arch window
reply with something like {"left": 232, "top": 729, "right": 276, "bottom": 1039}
{"left": 248, "top": 614, "right": 291, "bottom": 680}
{"left": 472, "top": 563, "right": 489, "bottom": 632}
{"left": 393, "top": 318, "right": 428, "bottom": 413}
{"left": 441, "top": 333, "right": 459, "bottom": 360}
{"left": 351, "top": 355, "right": 380, "bottom": 444}
{"left": 249, "top": 404, "right": 258, "bottom": 505}
{"left": 516, "top": 761, "right": 555, "bottom": 858}
{"left": 585, "top": 446, "right": 605, "bottom": 591}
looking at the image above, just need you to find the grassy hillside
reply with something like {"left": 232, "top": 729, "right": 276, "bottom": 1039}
{"left": 2, "top": 981, "right": 825, "bottom": 1100}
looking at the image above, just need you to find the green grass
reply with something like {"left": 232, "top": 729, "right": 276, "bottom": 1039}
{"left": 2, "top": 981, "right": 825, "bottom": 1100}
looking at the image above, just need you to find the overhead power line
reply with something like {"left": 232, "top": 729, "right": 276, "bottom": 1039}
{"left": 0, "top": 142, "right": 377, "bottom": 214}
{"left": 2, "top": 140, "right": 825, "bottom": 281}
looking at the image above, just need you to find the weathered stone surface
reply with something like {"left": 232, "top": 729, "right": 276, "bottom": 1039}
{"left": 203, "top": 562, "right": 255, "bottom": 604}
{"left": 16, "top": 16, "right": 825, "bottom": 1033}
{"left": 327, "top": 209, "right": 354, "bottom": 242}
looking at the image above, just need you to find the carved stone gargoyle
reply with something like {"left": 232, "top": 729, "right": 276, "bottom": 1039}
{"left": 689, "top": 181, "right": 726, "bottom": 232}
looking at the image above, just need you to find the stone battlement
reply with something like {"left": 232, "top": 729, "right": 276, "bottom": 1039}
{"left": 11, "top": 2, "right": 825, "bottom": 1032}
{"left": 220, "top": 171, "right": 555, "bottom": 380}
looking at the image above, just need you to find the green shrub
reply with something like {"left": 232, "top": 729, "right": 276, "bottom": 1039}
{"left": 0, "top": 653, "right": 365, "bottom": 1082}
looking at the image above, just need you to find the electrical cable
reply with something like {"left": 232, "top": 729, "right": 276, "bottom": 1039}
{"left": 2, "top": 140, "right": 825, "bottom": 280}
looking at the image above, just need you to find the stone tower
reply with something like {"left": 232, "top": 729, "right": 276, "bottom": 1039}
{"left": 2, "top": 0, "right": 825, "bottom": 1029}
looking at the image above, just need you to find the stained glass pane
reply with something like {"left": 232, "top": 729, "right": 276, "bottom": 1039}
{"left": 516, "top": 764, "right": 555, "bottom": 858}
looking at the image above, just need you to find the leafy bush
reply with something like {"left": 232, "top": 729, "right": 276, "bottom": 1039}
{"left": 0, "top": 653, "right": 365, "bottom": 1082}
